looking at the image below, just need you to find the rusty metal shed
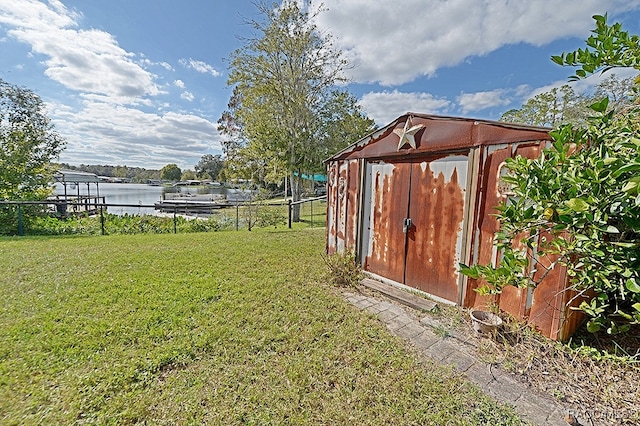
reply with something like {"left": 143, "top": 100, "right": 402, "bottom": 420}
{"left": 325, "top": 112, "right": 586, "bottom": 341}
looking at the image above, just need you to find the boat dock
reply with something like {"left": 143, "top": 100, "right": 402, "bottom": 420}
{"left": 154, "top": 193, "right": 232, "bottom": 214}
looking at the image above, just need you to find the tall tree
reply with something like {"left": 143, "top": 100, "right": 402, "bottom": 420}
{"left": 593, "top": 74, "right": 638, "bottom": 111}
{"left": 221, "top": 0, "right": 374, "bottom": 220}
{"left": 0, "top": 79, "right": 65, "bottom": 201}
{"left": 195, "top": 154, "right": 225, "bottom": 181}
{"left": 160, "top": 163, "right": 182, "bottom": 181}
{"left": 500, "top": 85, "right": 586, "bottom": 127}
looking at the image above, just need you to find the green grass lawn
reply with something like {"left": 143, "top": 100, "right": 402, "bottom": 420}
{"left": 0, "top": 229, "right": 526, "bottom": 425}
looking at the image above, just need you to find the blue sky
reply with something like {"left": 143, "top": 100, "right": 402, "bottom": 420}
{"left": 1, "top": 0, "right": 640, "bottom": 170}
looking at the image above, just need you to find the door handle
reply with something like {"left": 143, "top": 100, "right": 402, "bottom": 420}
{"left": 403, "top": 217, "right": 412, "bottom": 233}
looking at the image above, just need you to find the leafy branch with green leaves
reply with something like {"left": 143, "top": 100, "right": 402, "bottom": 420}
{"left": 551, "top": 14, "right": 640, "bottom": 80}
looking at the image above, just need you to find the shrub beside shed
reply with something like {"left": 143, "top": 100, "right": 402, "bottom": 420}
{"left": 325, "top": 113, "right": 586, "bottom": 341}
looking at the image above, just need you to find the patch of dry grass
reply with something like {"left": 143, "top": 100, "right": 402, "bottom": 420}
{"left": 428, "top": 305, "right": 640, "bottom": 426}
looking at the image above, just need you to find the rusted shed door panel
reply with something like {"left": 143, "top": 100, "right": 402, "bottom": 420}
{"left": 405, "top": 156, "right": 468, "bottom": 302}
{"left": 363, "top": 156, "right": 468, "bottom": 303}
{"left": 363, "top": 161, "right": 410, "bottom": 284}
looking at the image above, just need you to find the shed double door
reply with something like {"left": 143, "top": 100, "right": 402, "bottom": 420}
{"left": 362, "top": 155, "right": 469, "bottom": 303}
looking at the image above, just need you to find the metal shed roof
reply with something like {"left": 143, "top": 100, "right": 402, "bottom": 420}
{"left": 326, "top": 112, "right": 551, "bottom": 162}
{"left": 54, "top": 170, "right": 101, "bottom": 183}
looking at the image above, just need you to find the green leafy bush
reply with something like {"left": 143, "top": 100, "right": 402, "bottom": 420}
{"left": 462, "top": 15, "right": 640, "bottom": 335}
{"left": 23, "top": 213, "right": 237, "bottom": 236}
{"left": 255, "top": 207, "right": 287, "bottom": 228}
{"left": 462, "top": 100, "right": 640, "bottom": 334}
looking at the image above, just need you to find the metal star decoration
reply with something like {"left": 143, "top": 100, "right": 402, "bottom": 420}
{"left": 393, "top": 117, "right": 424, "bottom": 150}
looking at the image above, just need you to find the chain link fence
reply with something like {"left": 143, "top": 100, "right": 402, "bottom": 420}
{"left": 0, "top": 197, "right": 326, "bottom": 236}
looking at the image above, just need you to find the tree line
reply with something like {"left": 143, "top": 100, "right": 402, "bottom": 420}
{"left": 56, "top": 154, "right": 225, "bottom": 184}
{"left": 499, "top": 73, "right": 637, "bottom": 127}
{"left": 56, "top": 163, "right": 161, "bottom": 183}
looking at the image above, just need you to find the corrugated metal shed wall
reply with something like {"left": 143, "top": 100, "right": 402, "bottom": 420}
{"left": 326, "top": 113, "right": 586, "bottom": 341}
{"left": 464, "top": 142, "right": 588, "bottom": 340}
{"left": 326, "top": 159, "right": 360, "bottom": 255}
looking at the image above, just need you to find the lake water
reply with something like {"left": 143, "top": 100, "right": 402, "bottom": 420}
{"left": 53, "top": 182, "right": 231, "bottom": 216}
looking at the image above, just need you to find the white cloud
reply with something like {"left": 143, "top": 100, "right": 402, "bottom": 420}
{"left": 0, "top": 0, "right": 79, "bottom": 29}
{"left": 0, "top": 0, "right": 159, "bottom": 102}
{"left": 141, "top": 57, "right": 175, "bottom": 72}
{"left": 358, "top": 90, "right": 451, "bottom": 125}
{"left": 180, "top": 91, "right": 195, "bottom": 101}
{"left": 313, "top": 0, "right": 640, "bottom": 85}
{"left": 49, "top": 100, "right": 222, "bottom": 169}
{"left": 158, "top": 61, "right": 174, "bottom": 71}
{"left": 457, "top": 90, "right": 511, "bottom": 114}
{"left": 0, "top": 0, "right": 224, "bottom": 169}
{"left": 179, "top": 58, "right": 221, "bottom": 77}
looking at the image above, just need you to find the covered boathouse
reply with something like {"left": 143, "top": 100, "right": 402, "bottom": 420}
{"left": 52, "top": 170, "right": 104, "bottom": 217}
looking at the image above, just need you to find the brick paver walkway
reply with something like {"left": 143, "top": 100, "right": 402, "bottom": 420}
{"left": 344, "top": 292, "right": 568, "bottom": 426}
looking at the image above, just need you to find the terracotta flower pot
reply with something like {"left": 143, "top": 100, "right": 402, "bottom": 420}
{"left": 470, "top": 310, "right": 503, "bottom": 334}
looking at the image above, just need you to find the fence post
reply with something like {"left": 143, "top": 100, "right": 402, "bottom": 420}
{"left": 310, "top": 199, "right": 314, "bottom": 228}
{"left": 235, "top": 204, "right": 239, "bottom": 231}
{"left": 100, "top": 205, "right": 105, "bottom": 235}
{"left": 288, "top": 199, "right": 292, "bottom": 229}
{"left": 17, "top": 204, "right": 24, "bottom": 236}
{"left": 173, "top": 208, "right": 177, "bottom": 234}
